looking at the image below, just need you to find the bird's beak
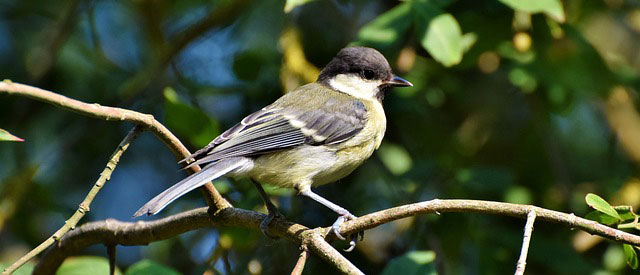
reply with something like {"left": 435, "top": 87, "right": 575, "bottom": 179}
{"left": 387, "top": 75, "right": 413, "bottom": 87}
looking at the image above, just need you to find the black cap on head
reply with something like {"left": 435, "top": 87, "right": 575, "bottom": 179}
{"left": 317, "top": 47, "right": 394, "bottom": 83}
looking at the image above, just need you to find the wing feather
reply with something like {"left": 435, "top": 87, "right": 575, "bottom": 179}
{"left": 182, "top": 84, "right": 369, "bottom": 169}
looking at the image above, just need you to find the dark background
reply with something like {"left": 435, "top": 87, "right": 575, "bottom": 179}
{"left": 2, "top": 0, "right": 640, "bottom": 274}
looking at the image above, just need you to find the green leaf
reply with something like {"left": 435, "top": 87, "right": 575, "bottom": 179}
{"left": 284, "top": 0, "right": 314, "bottom": 13}
{"left": 498, "top": 0, "right": 565, "bottom": 22}
{"left": 0, "top": 128, "right": 24, "bottom": 142}
{"left": 0, "top": 262, "right": 34, "bottom": 275}
{"left": 497, "top": 41, "right": 535, "bottom": 63}
{"left": 460, "top": 32, "right": 477, "bottom": 53}
{"left": 624, "top": 244, "right": 639, "bottom": 269}
{"left": 355, "top": 3, "right": 412, "bottom": 50}
{"left": 508, "top": 67, "right": 537, "bottom": 93}
{"left": 504, "top": 185, "right": 532, "bottom": 205}
{"left": 585, "top": 193, "right": 622, "bottom": 221}
{"left": 163, "top": 87, "right": 219, "bottom": 148}
{"left": 414, "top": 2, "right": 463, "bottom": 67}
{"left": 56, "top": 256, "right": 121, "bottom": 275}
{"left": 125, "top": 259, "right": 179, "bottom": 275}
{"left": 381, "top": 250, "right": 437, "bottom": 275}
{"left": 613, "top": 205, "right": 638, "bottom": 222}
{"left": 585, "top": 211, "right": 620, "bottom": 226}
{"left": 377, "top": 143, "right": 413, "bottom": 175}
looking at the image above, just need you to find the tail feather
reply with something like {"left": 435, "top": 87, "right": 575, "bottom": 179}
{"left": 133, "top": 157, "right": 250, "bottom": 217}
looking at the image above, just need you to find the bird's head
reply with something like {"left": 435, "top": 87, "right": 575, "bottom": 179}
{"left": 318, "top": 47, "right": 412, "bottom": 101}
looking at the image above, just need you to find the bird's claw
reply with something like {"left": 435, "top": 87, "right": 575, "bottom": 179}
{"left": 329, "top": 212, "right": 364, "bottom": 251}
{"left": 331, "top": 216, "right": 347, "bottom": 240}
{"left": 331, "top": 213, "right": 356, "bottom": 240}
{"left": 260, "top": 210, "right": 284, "bottom": 239}
{"left": 343, "top": 230, "right": 365, "bottom": 252}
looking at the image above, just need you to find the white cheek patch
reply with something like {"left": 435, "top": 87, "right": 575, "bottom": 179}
{"left": 328, "top": 74, "right": 381, "bottom": 100}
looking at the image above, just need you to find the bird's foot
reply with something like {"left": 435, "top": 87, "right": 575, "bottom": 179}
{"left": 344, "top": 231, "right": 365, "bottom": 252}
{"left": 260, "top": 208, "right": 284, "bottom": 239}
{"left": 330, "top": 212, "right": 364, "bottom": 252}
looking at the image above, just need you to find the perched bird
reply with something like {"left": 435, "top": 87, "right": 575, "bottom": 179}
{"left": 134, "top": 47, "right": 412, "bottom": 248}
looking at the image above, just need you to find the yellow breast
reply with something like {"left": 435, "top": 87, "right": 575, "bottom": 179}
{"left": 249, "top": 97, "right": 387, "bottom": 190}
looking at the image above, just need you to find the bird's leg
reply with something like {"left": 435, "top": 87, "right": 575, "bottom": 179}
{"left": 298, "top": 188, "right": 363, "bottom": 251}
{"left": 250, "top": 179, "right": 283, "bottom": 239}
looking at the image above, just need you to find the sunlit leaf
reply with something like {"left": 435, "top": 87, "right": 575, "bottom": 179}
{"left": 0, "top": 128, "right": 24, "bottom": 142}
{"left": 499, "top": 0, "right": 565, "bottom": 22}
{"left": 355, "top": 3, "right": 412, "bottom": 50}
{"left": 585, "top": 193, "right": 622, "bottom": 221}
{"left": 585, "top": 211, "right": 620, "bottom": 226}
{"left": 57, "top": 256, "right": 121, "bottom": 275}
{"left": 163, "top": 87, "right": 219, "bottom": 148}
{"left": 381, "top": 250, "right": 437, "bottom": 275}
{"left": 623, "top": 244, "right": 639, "bottom": 269}
{"left": 414, "top": 2, "right": 463, "bottom": 67}
{"left": 284, "top": 0, "right": 314, "bottom": 13}
{"left": 460, "top": 32, "right": 477, "bottom": 53}
{"left": 377, "top": 143, "right": 413, "bottom": 175}
{"left": 125, "top": 259, "right": 179, "bottom": 275}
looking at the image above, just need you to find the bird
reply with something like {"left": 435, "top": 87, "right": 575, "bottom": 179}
{"left": 133, "top": 46, "right": 412, "bottom": 249}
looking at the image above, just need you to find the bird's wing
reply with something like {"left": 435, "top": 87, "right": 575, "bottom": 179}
{"left": 181, "top": 85, "right": 369, "bottom": 169}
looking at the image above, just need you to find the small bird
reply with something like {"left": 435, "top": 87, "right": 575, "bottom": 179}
{"left": 134, "top": 47, "right": 412, "bottom": 248}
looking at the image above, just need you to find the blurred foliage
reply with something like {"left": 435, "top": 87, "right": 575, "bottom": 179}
{"left": 124, "top": 259, "right": 180, "bottom": 275}
{"left": 56, "top": 256, "right": 121, "bottom": 275}
{"left": 2, "top": 0, "right": 640, "bottom": 274}
{"left": 380, "top": 250, "right": 437, "bottom": 275}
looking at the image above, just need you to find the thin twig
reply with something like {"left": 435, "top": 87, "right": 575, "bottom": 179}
{"left": 2, "top": 126, "right": 142, "bottom": 274}
{"left": 0, "top": 80, "right": 229, "bottom": 210}
{"left": 291, "top": 246, "right": 308, "bottom": 275}
{"left": 515, "top": 209, "right": 537, "bottom": 275}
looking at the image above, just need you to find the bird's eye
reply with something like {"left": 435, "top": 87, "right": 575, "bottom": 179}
{"left": 362, "top": 70, "right": 375, "bottom": 80}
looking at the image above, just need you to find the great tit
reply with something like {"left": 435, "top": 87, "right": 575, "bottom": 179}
{"left": 134, "top": 46, "right": 412, "bottom": 245}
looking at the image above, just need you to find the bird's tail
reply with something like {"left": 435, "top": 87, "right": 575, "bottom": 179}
{"left": 133, "top": 157, "right": 250, "bottom": 217}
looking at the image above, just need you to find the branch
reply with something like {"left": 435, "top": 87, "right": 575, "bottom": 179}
{"left": 290, "top": 246, "right": 308, "bottom": 275}
{"left": 34, "top": 199, "right": 640, "bottom": 275}
{"left": 33, "top": 207, "right": 362, "bottom": 275}
{"left": 515, "top": 209, "right": 537, "bottom": 275}
{"left": 1, "top": 80, "right": 358, "bottom": 274}
{"left": 0, "top": 80, "right": 229, "bottom": 210}
{"left": 2, "top": 125, "right": 141, "bottom": 275}
{"left": 338, "top": 199, "right": 640, "bottom": 247}
{"left": 6, "top": 82, "right": 639, "bottom": 273}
